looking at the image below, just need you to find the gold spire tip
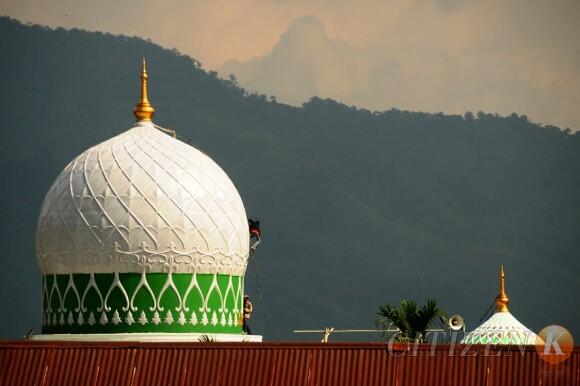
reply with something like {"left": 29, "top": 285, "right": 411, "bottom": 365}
{"left": 133, "top": 58, "right": 155, "bottom": 122}
{"left": 495, "top": 265, "right": 510, "bottom": 312}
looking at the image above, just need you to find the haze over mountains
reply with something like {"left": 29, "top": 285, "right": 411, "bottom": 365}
{"left": 220, "top": 12, "right": 580, "bottom": 133}
{"left": 1, "top": 16, "right": 579, "bottom": 340}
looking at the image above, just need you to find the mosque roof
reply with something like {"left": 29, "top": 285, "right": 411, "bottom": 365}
{"left": 461, "top": 266, "right": 539, "bottom": 345}
{"left": 34, "top": 60, "right": 252, "bottom": 339}
{"left": 36, "top": 60, "right": 249, "bottom": 277}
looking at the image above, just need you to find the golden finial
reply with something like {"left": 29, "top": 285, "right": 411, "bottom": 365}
{"left": 495, "top": 265, "right": 510, "bottom": 312}
{"left": 133, "top": 58, "right": 155, "bottom": 121}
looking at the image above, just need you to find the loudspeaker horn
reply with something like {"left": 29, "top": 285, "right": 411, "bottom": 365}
{"left": 448, "top": 314, "right": 465, "bottom": 331}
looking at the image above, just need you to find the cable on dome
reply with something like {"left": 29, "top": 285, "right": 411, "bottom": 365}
{"left": 478, "top": 299, "right": 496, "bottom": 322}
{"left": 250, "top": 249, "right": 270, "bottom": 337}
{"left": 153, "top": 123, "right": 177, "bottom": 138}
{"left": 248, "top": 219, "right": 269, "bottom": 337}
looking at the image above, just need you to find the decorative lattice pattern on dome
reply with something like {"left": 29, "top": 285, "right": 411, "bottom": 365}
{"left": 461, "top": 312, "right": 538, "bottom": 346}
{"left": 36, "top": 122, "right": 249, "bottom": 275}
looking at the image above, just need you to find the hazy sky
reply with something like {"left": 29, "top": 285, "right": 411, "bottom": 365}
{"left": 2, "top": 0, "right": 579, "bottom": 130}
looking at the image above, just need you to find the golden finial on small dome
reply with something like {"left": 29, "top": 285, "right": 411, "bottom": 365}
{"left": 133, "top": 58, "right": 155, "bottom": 121}
{"left": 495, "top": 265, "right": 510, "bottom": 312}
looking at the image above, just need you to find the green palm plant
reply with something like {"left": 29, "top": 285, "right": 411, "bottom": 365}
{"left": 375, "top": 299, "right": 446, "bottom": 343}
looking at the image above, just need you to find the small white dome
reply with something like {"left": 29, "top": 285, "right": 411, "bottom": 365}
{"left": 36, "top": 121, "right": 249, "bottom": 275}
{"left": 461, "top": 311, "right": 540, "bottom": 345}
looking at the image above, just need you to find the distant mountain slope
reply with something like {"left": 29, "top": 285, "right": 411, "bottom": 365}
{"left": 1, "top": 16, "right": 579, "bottom": 340}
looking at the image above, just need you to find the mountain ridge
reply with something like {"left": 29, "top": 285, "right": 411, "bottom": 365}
{"left": 0, "top": 16, "right": 579, "bottom": 340}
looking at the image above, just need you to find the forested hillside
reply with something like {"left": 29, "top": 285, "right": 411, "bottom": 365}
{"left": 1, "top": 16, "right": 579, "bottom": 340}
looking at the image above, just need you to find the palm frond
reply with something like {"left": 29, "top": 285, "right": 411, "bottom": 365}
{"left": 376, "top": 298, "right": 446, "bottom": 343}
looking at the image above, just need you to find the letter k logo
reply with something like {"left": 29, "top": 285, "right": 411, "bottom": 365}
{"left": 543, "top": 330, "right": 565, "bottom": 355}
{"left": 536, "top": 325, "right": 573, "bottom": 364}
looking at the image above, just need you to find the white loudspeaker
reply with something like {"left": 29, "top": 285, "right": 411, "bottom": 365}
{"left": 448, "top": 314, "right": 465, "bottom": 331}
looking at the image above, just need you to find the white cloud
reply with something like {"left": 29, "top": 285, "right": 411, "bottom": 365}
{"left": 221, "top": 16, "right": 393, "bottom": 107}
{"left": 219, "top": 5, "right": 580, "bottom": 131}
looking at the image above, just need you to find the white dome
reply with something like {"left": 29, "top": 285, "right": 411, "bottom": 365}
{"left": 461, "top": 311, "right": 540, "bottom": 345}
{"left": 36, "top": 121, "right": 249, "bottom": 275}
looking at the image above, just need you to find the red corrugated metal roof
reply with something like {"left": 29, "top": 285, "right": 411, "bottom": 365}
{"left": 0, "top": 341, "right": 578, "bottom": 386}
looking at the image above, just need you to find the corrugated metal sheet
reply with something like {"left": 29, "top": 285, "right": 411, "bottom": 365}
{"left": 0, "top": 341, "right": 578, "bottom": 386}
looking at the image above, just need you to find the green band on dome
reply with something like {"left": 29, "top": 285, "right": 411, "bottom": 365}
{"left": 41, "top": 272, "right": 244, "bottom": 334}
